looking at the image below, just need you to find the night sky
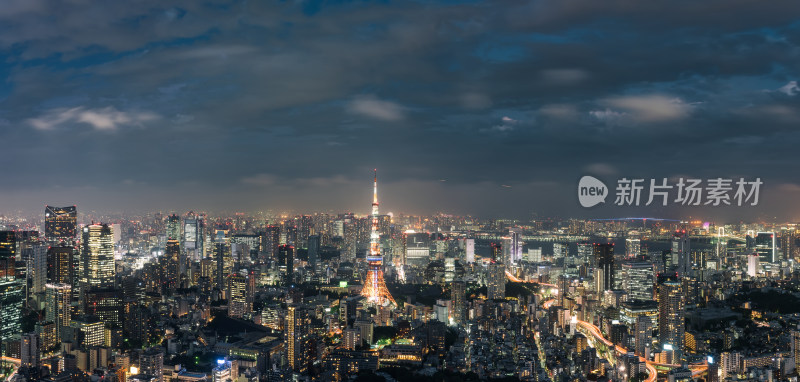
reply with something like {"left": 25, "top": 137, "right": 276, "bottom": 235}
{"left": 2, "top": 0, "right": 800, "bottom": 221}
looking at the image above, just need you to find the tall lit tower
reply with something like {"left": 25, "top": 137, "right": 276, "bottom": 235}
{"left": 227, "top": 273, "right": 251, "bottom": 318}
{"left": 44, "top": 206, "right": 77, "bottom": 244}
{"left": 80, "top": 223, "right": 115, "bottom": 289}
{"left": 657, "top": 273, "right": 684, "bottom": 355}
{"left": 46, "top": 283, "right": 71, "bottom": 341}
{"left": 593, "top": 243, "right": 615, "bottom": 293}
{"left": 162, "top": 239, "right": 180, "bottom": 292}
{"left": 360, "top": 170, "right": 396, "bottom": 306}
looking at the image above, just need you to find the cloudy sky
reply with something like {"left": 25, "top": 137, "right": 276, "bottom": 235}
{"left": 2, "top": 0, "right": 800, "bottom": 221}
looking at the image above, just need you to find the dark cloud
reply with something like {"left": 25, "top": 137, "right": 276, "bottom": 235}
{"left": 1, "top": 0, "right": 799, "bottom": 221}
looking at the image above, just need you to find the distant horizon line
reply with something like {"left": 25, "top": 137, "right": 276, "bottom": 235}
{"left": 0, "top": 206, "right": 792, "bottom": 226}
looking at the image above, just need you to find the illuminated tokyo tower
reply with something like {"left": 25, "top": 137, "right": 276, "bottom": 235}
{"left": 360, "top": 170, "right": 396, "bottom": 306}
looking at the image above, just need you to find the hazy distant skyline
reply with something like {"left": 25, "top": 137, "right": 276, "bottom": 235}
{"left": 2, "top": 1, "right": 800, "bottom": 220}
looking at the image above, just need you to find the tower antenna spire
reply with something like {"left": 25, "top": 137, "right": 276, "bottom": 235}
{"left": 361, "top": 168, "right": 396, "bottom": 307}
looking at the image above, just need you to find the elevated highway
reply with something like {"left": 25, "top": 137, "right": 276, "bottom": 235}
{"left": 509, "top": 272, "right": 709, "bottom": 381}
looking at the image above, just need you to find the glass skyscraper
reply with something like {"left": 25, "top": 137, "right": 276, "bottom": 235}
{"left": 81, "top": 223, "right": 115, "bottom": 289}
{"left": 45, "top": 283, "right": 71, "bottom": 342}
{"left": 593, "top": 243, "right": 615, "bottom": 293}
{"left": 755, "top": 232, "right": 776, "bottom": 263}
{"left": 0, "top": 277, "right": 23, "bottom": 344}
{"left": 44, "top": 206, "right": 77, "bottom": 243}
{"left": 622, "top": 259, "right": 655, "bottom": 302}
{"left": 657, "top": 273, "right": 685, "bottom": 354}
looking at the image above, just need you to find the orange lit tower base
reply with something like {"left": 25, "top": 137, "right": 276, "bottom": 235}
{"left": 361, "top": 268, "right": 395, "bottom": 306}
{"left": 360, "top": 170, "right": 396, "bottom": 307}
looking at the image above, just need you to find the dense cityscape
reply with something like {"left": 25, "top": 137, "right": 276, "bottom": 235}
{"left": 2, "top": 1, "right": 800, "bottom": 382}
{"left": 0, "top": 173, "right": 797, "bottom": 382}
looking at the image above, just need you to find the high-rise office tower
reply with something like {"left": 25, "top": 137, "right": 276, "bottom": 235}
{"left": 0, "top": 276, "right": 23, "bottom": 345}
{"left": 261, "top": 226, "right": 280, "bottom": 262}
{"left": 747, "top": 253, "right": 759, "bottom": 277}
{"left": 84, "top": 288, "right": 123, "bottom": 328}
{"left": 343, "top": 327, "right": 361, "bottom": 350}
{"left": 214, "top": 236, "right": 232, "bottom": 290}
{"left": 360, "top": 171, "right": 396, "bottom": 306}
{"left": 279, "top": 245, "right": 295, "bottom": 287}
{"left": 490, "top": 242, "right": 502, "bottom": 262}
{"left": 626, "top": 236, "right": 641, "bottom": 259}
{"left": 296, "top": 215, "right": 313, "bottom": 249}
{"left": 342, "top": 217, "right": 357, "bottom": 262}
{"left": 377, "top": 214, "right": 390, "bottom": 236}
{"left": 354, "top": 217, "right": 370, "bottom": 256}
{"left": 689, "top": 250, "right": 707, "bottom": 271}
{"left": 487, "top": 262, "right": 506, "bottom": 300}
{"left": 720, "top": 352, "right": 741, "bottom": 379}
{"left": 593, "top": 243, "right": 615, "bottom": 293}
{"left": 634, "top": 315, "right": 652, "bottom": 358}
{"left": 355, "top": 319, "right": 374, "bottom": 345}
{"left": 36, "top": 320, "right": 57, "bottom": 353}
{"left": 780, "top": 229, "right": 796, "bottom": 262}
{"left": 23, "top": 241, "right": 47, "bottom": 295}
{"left": 162, "top": 239, "right": 180, "bottom": 292}
{"left": 46, "top": 283, "right": 71, "bottom": 342}
{"left": 246, "top": 271, "right": 255, "bottom": 311}
{"left": 140, "top": 262, "right": 162, "bottom": 294}
{"left": 81, "top": 223, "right": 115, "bottom": 289}
{"left": 404, "top": 232, "right": 430, "bottom": 267}
{"left": 451, "top": 280, "right": 466, "bottom": 324}
{"left": 577, "top": 242, "right": 593, "bottom": 263}
{"left": 427, "top": 321, "right": 447, "bottom": 357}
{"left": 44, "top": 206, "right": 77, "bottom": 244}
{"left": 465, "top": 238, "right": 475, "bottom": 263}
{"left": 0, "top": 231, "right": 17, "bottom": 279}
{"left": 286, "top": 305, "right": 310, "bottom": 372}
{"left": 672, "top": 231, "right": 691, "bottom": 276}
{"left": 123, "top": 276, "right": 145, "bottom": 306}
{"left": 307, "top": 235, "right": 320, "bottom": 273}
{"left": 20, "top": 332, "right": 40, "bottom": 369}
{"left": 657, "top": 273, "right": 684, "bottom": 354}
{"left": 509, "top": 227, "right": 523, "bottom": 263}
{"left": 47, "top": 246, "right": 73, "bottom": 285}
{"left": 621, "top": 259, "right": 654, "bottom": 302}
{"left": 610, "top": 324, "right": 628, "bottom": 346}
{"left": 553, "top": 242, "right": 568, "bottom": 260}
{"left": 556, "top": 275, "right": 569, "bottom": 306}
{"left": 76, "top": 316, "right": 105, "bottom": 348}
{"left": 200, "top": 258, "right": 215, "bottom": 280}
{"left": 140, "top": 347, "right": 165, "bottom": 382}
{"left": 15, "top": 233, "right": 41, "bottom": 302}
{"left": 754, "top": 232, "right": 776, "bottom": 263}
{"left": 707, "top": 358, "right": 720, "bottom": 382}
{"left": 792, "top": 329, "right": 800, "bottom": 375}
{"left": 283, "top": 224, "right": 298, "bottom": 248}
{"left": 0, "top": 232, "right": 22, "bottom": 349}
{"left": 166, "top": 214, "right": 181, "bottom": 241}
{"left": 227, "top": 273, "right": 251, "bottom": 318}
{"left": 182, "top": 212, "right": 203, "bottom": 262}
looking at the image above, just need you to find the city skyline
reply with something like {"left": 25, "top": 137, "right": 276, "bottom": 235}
{"left": 0, "top": 1, "right": 799, "bottom": 219}
{"left": 0, "top": 172, "right": 797, "bottom": 223}
{"left": 4, "top": 2, "right": 800, "bottom": 382}
{"left": 1, "top": 168, "right": 799, "bottom": 381}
